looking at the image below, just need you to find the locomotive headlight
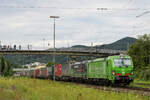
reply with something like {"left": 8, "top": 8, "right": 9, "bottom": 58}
{"left": 112, "top": 70, "right": 115, "bottom": 75}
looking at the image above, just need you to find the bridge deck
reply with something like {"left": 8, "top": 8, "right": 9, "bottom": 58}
{"left": 0, "top": 50, "right": 121, "bottom": 57}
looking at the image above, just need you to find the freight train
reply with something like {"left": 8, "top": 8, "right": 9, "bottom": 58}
{"left": 19, "top": 55, "right": 134, "bottom": 86}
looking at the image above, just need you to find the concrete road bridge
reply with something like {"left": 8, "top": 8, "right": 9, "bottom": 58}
{"left": 0, "top": 48, "right": 126, "bottom": 57}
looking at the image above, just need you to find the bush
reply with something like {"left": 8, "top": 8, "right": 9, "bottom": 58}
{"left": 134, "top": 65, "right": 150, "bottom": 80}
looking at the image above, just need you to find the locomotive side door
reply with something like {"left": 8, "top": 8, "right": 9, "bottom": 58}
{"left": 106, "top": 59, "right": 113, "bottom": 80}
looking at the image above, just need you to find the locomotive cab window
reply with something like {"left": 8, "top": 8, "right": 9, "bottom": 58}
{"left": 114, "top": 58, "right": 132, "bottom": 67}
{"left": 114, "top": 59, "right": 122, "bottom": 67}
{"left": 123, "top": 58, "right": 132, "bottom": 66}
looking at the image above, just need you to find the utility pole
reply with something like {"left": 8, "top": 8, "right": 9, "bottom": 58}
{"left": 0, "top": 41, "right": 2, "bottom": 50}
{"left": 91, "top": 42, "right": 93, "bottom": 51}
{"left": 95, "top": 45, "right": 98, "bottom": 52}
{"left": 50, "top": 16, "right": 59, "bottom": 81}
{"left": 127, "top": 42, "right": 129, "bottom": 50}
{"left": 149, "top": 50, "right": 150, "bottom": 65}
{"left": 67, "top": 43, "right": 70, "bottom": 63}
{"left": 90, "top": 42, "right": 93, "bottom": 60}
{"left": 43, "top": 38, "right": 45, "bottom": 50}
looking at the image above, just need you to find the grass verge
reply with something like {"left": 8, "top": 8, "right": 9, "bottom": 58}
{"left": 0, "top": 77, "right": 149, "bottom": 100}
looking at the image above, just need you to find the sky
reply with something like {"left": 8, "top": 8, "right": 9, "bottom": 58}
{"left": 0, "top": 0, "right": 150, "bottom": 50}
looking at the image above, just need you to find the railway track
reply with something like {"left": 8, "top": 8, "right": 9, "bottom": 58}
{"left": 134, "top": 83, "right": 150, "bottom": 87}
{"left": 32, "top": 78, "right": 150, "bottom": 96}
{"left": 73, "top": 82, "right": 150, "bottom": 96}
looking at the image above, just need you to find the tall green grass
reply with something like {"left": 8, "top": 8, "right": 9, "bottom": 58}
{"left": 134, "top": 79, "right": 150, "bottom": 84}
{"left": 0, "top": 77, "right": 149, "bottom": 100}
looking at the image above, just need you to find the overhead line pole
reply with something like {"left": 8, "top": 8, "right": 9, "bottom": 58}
{"left": 50, "top": 16, "right": 59, "bottom": 81}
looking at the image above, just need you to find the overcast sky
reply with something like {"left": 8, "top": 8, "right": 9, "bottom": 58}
{"left": 0, "top": 0, "right": 150, "bottom": 49}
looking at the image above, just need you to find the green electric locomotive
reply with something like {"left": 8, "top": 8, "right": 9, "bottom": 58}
{"left": 69, "top": 55, "right": 134, "bottom": 85}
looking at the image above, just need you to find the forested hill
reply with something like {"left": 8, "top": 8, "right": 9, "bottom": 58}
{"left": 72, "top": 37, "right": 137, "bottom": 51}
{"left": 96, "top": 37, "right": 137, "bottom": 50}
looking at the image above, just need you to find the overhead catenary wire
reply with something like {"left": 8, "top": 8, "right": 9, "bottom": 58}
{"left": 136, "top": 11, "right": 150, "bottom": 18}
{"left": 122, "top": 0, "right": 136, "bottom": 8}
{"left": 0, "top": 5, "right": 149, "bottom": 11}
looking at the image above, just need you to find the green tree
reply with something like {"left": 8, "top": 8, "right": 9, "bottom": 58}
{"left": 0, "top": 56, "right": 14, "bottom": 76}
{"left": 1, "top": 56, "right": 6, "bottom": 76}
{"left": 128, "top": 34, "right": 150, "bottom": 80}
{"left": 46, "top": 61, "right": 55, "bottom": 67}
{"left": 5, "top": 60, "right": 14, "bottom": 76}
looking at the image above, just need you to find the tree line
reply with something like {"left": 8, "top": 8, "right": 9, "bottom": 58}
{"left": 128, "top": 34, "right": 150, "bottom": 80}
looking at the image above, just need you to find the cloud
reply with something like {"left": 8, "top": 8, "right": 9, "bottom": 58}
{"left": 0, "top": 0, "right": 150, "bottom": 49}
